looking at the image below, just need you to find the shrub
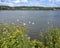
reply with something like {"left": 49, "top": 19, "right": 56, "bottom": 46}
{"left": 0, "top": 24, "right": 31, "bottom": 48}
{"left": 0, "top": 24, "right": 60, "bottom": 48}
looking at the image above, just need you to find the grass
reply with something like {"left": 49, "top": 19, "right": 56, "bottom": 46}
{"left": 0, "top": 24, "right": 60, "bottom": 48}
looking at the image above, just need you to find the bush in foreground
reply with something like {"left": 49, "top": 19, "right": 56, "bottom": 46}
{"left": 0, "top": 24, "right": 32, "bottom": 48}
{"left": 0, "top": 24, "right": 60, "bottom": 48}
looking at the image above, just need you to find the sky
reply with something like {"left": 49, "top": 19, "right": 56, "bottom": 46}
{"left": 0, "top": 0, "right": 60, "bottom": 7}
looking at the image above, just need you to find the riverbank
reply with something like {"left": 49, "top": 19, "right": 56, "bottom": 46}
{"left": 0, "top": 24, "right": 60, "bottom": 48}
{"left": 0, "top": 6, "right": 60, "bottom": 10}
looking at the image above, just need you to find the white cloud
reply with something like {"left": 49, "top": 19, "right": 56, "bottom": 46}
{"left": 0, "top": 0, "right": 60, "bottom": 7}
{"left": 0, "top": 2, "right": 14, "bottom": 6}
{"left": 48, "top": 0, "right": 60, "bottom": 2}
{"left": 0, "top": 0, "right": 28, "bottom": 6}
{"left": 27, "top": 2, "right": 45, "bottom": 7}
{"left": 20, "top": 0, "right": 28, "bottom": 2}
{"left": 11, "top": 0, "right": 28, "bottom": 3}
{"left": 55, "top": 0, "right": 60, "bottom": 2}
{"left": 48, "top": 4, "right": 55, "bottom": 7}
{"left": 13, "top": 0, "right": 20, "bottom": 3}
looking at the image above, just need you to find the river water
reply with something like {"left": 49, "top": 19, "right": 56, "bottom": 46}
{"left": 0, "top": 10, "right": 60, "bottom": 39}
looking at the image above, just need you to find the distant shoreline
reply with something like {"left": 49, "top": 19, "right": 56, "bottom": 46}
{"left": 0, "top": 6, "right": 60, "bottom": 10}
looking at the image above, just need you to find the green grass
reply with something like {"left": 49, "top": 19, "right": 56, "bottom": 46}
{"left": 0, "top": 24, "right": 60, "bottom": 48}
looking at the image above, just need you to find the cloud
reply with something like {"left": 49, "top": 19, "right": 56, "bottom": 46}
{"left": 55, "top": 0, "right": 60, "bottom": 2}
{"left": 0, "top": 0, "right": 28, "bottom": 6}
{"left": 0, "top": 1, "right": 14, "bottom": 6}
{"left": 48, "top": 0, "right": 60, "bottom": 2}
{"left": 9, "top": 0, "right": 28, "bottom": 3}
{"left": 12, "top": 0, "right": 20, "bottom": 3}
{"left": 29, "top": 2, "right": 40, "bottom": 6}
{"left": 0, "top": 0, "right": 60, "bottom": 7}
{"left": 20, "top": 0, "right": 28, "bottom": 2}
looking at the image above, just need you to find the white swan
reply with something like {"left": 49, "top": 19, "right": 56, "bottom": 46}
{"left": 28, "top": 21, "right": 31, "bottom": 24}
{"left": 32, "top": 22, "right": 35, "bottom": 25}
{"left": 23, "top": 23, "right": 26, "bottom": 25}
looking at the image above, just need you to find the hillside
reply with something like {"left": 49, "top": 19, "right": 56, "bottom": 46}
{"left": 0, "top": 6, "right": 60, "bottom": 10}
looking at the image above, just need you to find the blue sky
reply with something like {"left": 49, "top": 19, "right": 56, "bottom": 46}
{"left": 0, "top": 0, "right": 60, "bottom": 7}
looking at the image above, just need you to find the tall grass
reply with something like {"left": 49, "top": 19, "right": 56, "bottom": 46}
{"left": 0, "top": 24, "right": 60, "bottom": 48}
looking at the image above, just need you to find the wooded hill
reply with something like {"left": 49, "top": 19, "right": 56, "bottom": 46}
{"left": 0, "top": 6, "right": 60, "bottom": 10}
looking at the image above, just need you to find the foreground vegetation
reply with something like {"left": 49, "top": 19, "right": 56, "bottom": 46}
{"left": 0, "top": 24, "right": 60, "bottom": 48}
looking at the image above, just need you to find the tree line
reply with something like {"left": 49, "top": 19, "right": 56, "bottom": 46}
{"left": 0, "top": 6, "right": 60, "bottom": 10}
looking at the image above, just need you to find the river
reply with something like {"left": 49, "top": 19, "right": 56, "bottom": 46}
{"left": 0, "top": 10, "right": 60, "bottom": 39}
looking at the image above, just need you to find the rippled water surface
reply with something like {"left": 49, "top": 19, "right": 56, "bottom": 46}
{"left": 0, "top": 10, "right": 60, "bottom": 39}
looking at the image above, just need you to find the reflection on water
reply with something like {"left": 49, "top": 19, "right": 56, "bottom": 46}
{"left": 0, "top": 10, "right": 60, "bottom": 39}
